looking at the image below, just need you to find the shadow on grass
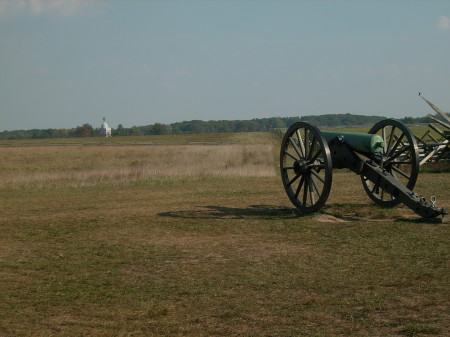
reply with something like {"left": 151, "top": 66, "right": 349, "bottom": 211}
{"left": 323, "top": 203, "right": 447, "bottom": 224}
{"left": 393, "top": 217, "right": 448, "bottom": 224}
{"left": 158, "top": 205, "right": 299, "bottom": 220}
{"left": 159, "top": 203, "right": 447, "bottom": 223}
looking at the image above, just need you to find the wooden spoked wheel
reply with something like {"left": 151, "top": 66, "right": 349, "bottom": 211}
{"left": 361, "top": 119, "right": 420, "bottom": 207}
{"left": 280, "top": 122, "right": 333, "bottom": 214}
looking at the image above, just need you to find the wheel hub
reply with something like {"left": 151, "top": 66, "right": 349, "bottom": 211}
{"left": 293, "top": 159, "right": 310, "bottom": 175}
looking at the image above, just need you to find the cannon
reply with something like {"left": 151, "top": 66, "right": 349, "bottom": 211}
{"left": 280, "top": 119, "right": 447, "bottom": 218}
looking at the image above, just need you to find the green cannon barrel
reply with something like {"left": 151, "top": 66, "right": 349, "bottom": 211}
{"left": 320, "top": 131, "right": 384, "bottom": 154}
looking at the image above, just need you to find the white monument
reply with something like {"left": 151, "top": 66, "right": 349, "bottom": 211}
{"left": 100, "top": 117, "right": 112, "bottom": 137}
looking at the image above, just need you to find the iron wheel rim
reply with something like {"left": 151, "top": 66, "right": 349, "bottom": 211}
{"left": 280, "top": 122, "right": 333, "bottom": 214}
{"left": 361, "top": 119, "right": 420, "bottom": 207}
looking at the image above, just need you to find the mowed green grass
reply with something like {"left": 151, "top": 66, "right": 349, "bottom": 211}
{"left": 0, "top": 133, "right": 449, "bottom": 336}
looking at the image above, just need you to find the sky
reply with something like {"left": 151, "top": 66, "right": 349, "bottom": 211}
{"left": 1, "top": 0, "right": 449, "bottom": 131}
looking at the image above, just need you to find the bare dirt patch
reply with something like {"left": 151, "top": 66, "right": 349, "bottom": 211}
{"left": 313, "top": 214, "right": 358, "bottom": 223}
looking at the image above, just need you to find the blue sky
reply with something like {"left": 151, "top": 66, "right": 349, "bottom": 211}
{"left": 1, "top": 0, "right": 449, "bottom": 131}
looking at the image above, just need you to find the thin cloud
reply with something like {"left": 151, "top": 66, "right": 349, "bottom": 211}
{"left": 141, "top": 64, "right": 151, "bottom": 72}
{"left": 170, "top": 70, "right": 189, "bottom": 78}
{"left": 0, "top": 0, "right": 90, "bottom": 17}
{"left": 437, "top": 16, "right": 450, "bottom": 31}
{"left": 0, "top": 0, "right": 26, "bottom": 16}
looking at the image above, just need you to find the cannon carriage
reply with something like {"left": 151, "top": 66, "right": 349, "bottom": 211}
{"left": 280, "top": 119, "right": 447, "bottom": 219}
{"left": 416, "top": 94, "right": 450, "bottom": 165}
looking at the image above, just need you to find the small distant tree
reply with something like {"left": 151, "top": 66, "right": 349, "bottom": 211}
{"left": 170, "top": 123, "right": 182, "bottom": 134}
{"left": 131, "top": 126, "right": 143, "bottom": 136}
{"left": 151, "top": 123, "right": 171, "bottom": 135}
{"left": 54, "top": 129, "right": 69, "bottom": 138}
{"left": 191, "top": 121, "right": 204, "bottom": 134}
{"left": 38, "top": 130, "right": 51, "bottom": 139}
{"left": 400, "top": 117, "right": 415, "bottom": 125}
{"left": 114, "top": 124, "right": 126, "bottom": 136}
{"left": 272, "top": 118, "right": 285, "bottom": 129}
{"left": 75, "top": 123, "right": 93, "bottom": 137}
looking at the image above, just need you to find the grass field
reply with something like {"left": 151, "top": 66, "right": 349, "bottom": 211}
{"left": 0, "top": 132, "right": 449, "bottom": 336}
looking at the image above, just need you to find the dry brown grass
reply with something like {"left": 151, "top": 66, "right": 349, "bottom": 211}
{"left": 0, "top": 144, "right": 276, "bottom": 187}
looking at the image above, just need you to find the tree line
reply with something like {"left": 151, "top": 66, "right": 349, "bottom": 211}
{"left": 0, "top": 114, "right": 435, "bottom": 140}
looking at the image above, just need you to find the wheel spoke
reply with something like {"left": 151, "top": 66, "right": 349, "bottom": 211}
{"left": 295, "top": 130, "right": 306, "bottom": 157}
{"left": 391, "top": 165, "right": 410, "bottom": 180}
{"left": 308, "top": 148, "right": 322, "bottom": 165}
{"left": 294, "top": 176, "right": 305, "bottom": 198}
{"left": 307, "top": 136, "right": 317, "bottom": 161}
{"left": 388, "top": 133, "right": 405, "bottom": 157}
{"left": 308, "top": 177, "right": 315, "bottom": 205}
{"left": 389, "top": 145, "right": 410, "bottom": 161}
{"left": 311, "top": 169, "right": 325, "bottom": 184}
{"left": 392, "top": 161, "right": 413, "bottom": 165}
{"left": 310, "top": 175, "right": 322, "bottom": 198}
{"left": 371, "top": 179, "right": 380, "bottom": 194}
{"left": 289, "top": 137, "right": 304, "bottom": 158}
{"left": 288, "top": 173, "right": 301, "bottom": 186}
{"left": 391, "top": 169, "right": 398, "bottom": 180}
{"left": 304, "top": 129, "right": 310, "bottom": 159}
{"left": 386, "top": 126, "right": 396, "bottom": 155}
{"left": 303, "top": 176, "right": 309, "bottom": 205}
{"left": 284, "top": 150, "right": 298, "bottom": 161}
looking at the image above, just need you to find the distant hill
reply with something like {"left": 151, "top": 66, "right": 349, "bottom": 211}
{"left": 297, "top": 114, "right": 388, "bottom": 128}
{"left": 0, "top": 114, "right": 434, "bottom": 140}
